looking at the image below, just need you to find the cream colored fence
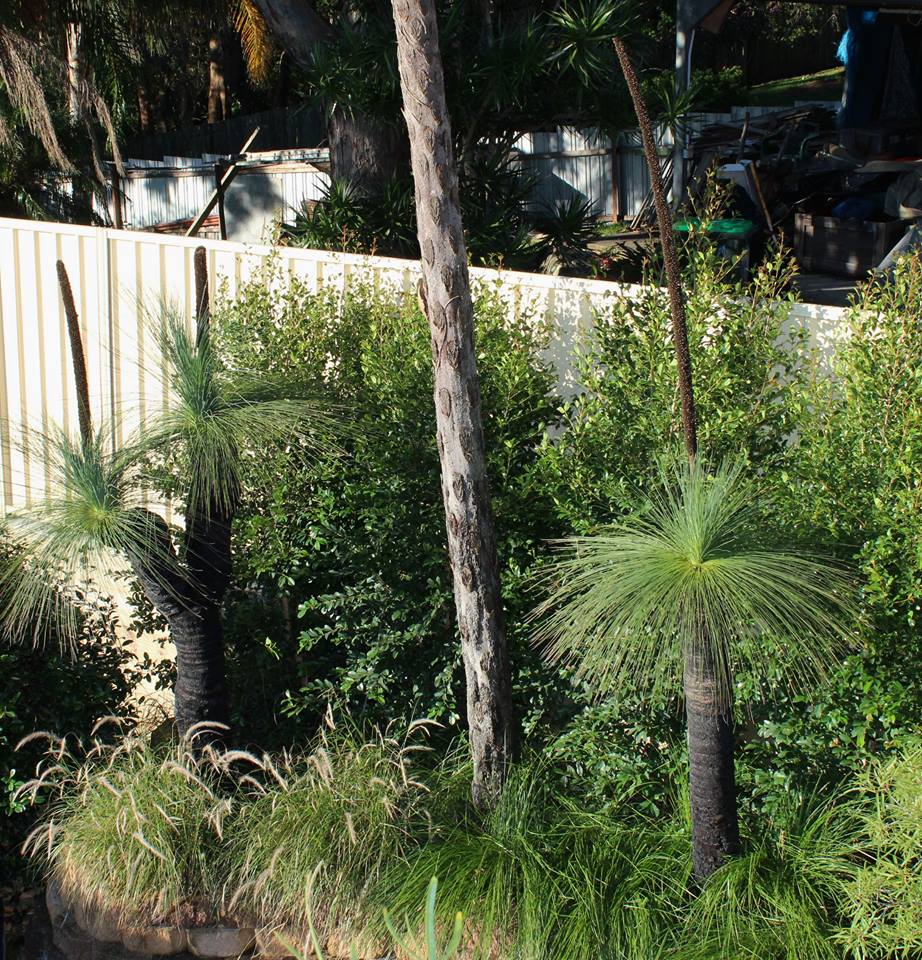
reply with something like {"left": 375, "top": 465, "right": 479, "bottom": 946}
{"left": 0, "top": 216, "right": 847, "bottom": 513}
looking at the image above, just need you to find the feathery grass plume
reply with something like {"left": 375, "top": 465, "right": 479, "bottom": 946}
{"left": 841, "top": 740, "right": 922, "bottom": 959}
{"left": 672, "top": 795, "right": 858, "bottom": 960}
{"left": 19, "top": 731, "right": 230, "bottom": 925}
{"left": 224, "top": 720, "right": 438, "bottom": 941}
{"left": 531, "top": 458, "right": 859, "bottom": 707}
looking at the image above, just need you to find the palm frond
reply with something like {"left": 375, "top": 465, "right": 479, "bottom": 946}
{"left": 234, "top": 0, "right": 275, "bottom": 87}
{"left": 0, "top": 25, "right": 74, "bottom": 172}
{"left": 0, "top": 427, "right": 182, "bottom": 647}
{"left": 531, "top": 459, "right": 859, "bottom": 706}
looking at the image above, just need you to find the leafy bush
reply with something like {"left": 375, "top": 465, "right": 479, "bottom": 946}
{"left": 533, "top": 244, "right": 804, "bottom": 530}
{"left": 742, "top": 257, "right": 922, "bottom": 809}
{"left": 0, "top": 563, "right": 137, "bottom": 882}
{"left": 213, "top": 275, "right": 565, "bottom": 740}
{"left": 286, "top": 150, "right": 541, "bottom": 269}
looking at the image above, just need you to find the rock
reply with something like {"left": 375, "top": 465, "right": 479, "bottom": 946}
{"left": 120, "top": 924, "right": 188, "bottom": 955}
{"left": 83, "top": 904, "right": 125, "bottom": 944}
{"left": 255, "top": 927, "right": 306, "bottom": 959}
{"left": 52, "top": 916, "right": 97, "bottom": 960}
{"left": 46, "top": 881, "right": 72, "bottom": 927}
{"left": 187, "top": 925, "right": 255, "bottom": 958}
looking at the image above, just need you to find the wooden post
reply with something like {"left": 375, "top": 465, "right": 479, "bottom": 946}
{"left": 215, "top": 162, "right": 227, "bottom": 240}
{"left": 110, "top": 168, "right": 124, "bottom": 230}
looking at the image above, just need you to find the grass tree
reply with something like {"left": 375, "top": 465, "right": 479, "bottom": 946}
{"left": 537, "top": 27, "right": 857, "bottom": 879}
{"left": 390, "top": 0, "right": 514, "bottom": 810}
{"left": 0, "top": 250, "right": 337, "bottom": 743}
{"left": 533, "top": 459, "right": 857, "bottom": 880}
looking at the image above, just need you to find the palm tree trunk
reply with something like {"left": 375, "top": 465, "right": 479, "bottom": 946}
{"left": 128, "top": 510, "right": 231, "bottom": 744}
{"left": 392, "top": 0, "right": 514, "bottom": 811}
{"left": 612, "top": 37, "right": 739, "bottom": 880}
{"left": 683, "top": 643, "right": 740, "bottom": 878}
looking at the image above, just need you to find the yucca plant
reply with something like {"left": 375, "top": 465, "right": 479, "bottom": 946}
{"left": 0, "top": 251, "right": 340, "bottom": 742}
{"left": 532, "top": 459, "right": 857, "bottom": 881}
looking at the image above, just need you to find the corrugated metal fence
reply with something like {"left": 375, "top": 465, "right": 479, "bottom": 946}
{"left": 0, "top": 217, "right": 846, "bottom": 513}
{"left": 514, "top": 103, "right": 839, "bottom": 219}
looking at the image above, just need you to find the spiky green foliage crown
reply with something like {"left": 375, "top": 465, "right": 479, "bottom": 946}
{"left": 0, "top": 304, "right": 342, "bottom": 647}
{"left": 531, "top": 460, "right": 859, "bottom": 706}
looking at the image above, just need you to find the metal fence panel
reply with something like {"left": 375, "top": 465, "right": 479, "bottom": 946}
{"left": 0, "top": 217, "right": 847, "bottom": 512}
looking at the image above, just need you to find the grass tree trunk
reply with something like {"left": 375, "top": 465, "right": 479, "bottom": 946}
{"left": 392, "top": 0, "right": 514, "bottom": 811}
{"left": 612, "top": 37, "right": 739, "bottom": 880}
{"left": 58, "top": 255, "right": 232, "bottom": 746}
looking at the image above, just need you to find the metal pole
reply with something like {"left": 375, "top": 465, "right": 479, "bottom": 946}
{"left": 673, "top": 5, "right": 694, "bottom": 209}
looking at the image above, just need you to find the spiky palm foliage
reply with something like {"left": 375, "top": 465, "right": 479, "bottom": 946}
{"left": 533, "top": 461, "right": 856, "bottom": 702}
{"left": 1, "top": 260, "right": 340, "bottom": 740}
{"left": 532, "top": 460, "right": 858, "bottom": 878}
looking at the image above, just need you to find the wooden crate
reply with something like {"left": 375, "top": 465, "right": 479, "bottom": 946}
{"left": 794, "top": 213, "right": 911, "bottom": 277}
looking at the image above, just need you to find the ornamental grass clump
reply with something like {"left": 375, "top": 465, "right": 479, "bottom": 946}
{"left": 381, "top": 760, "right": 690, "bottom": 960}
{"left": 224, "top": 720, "right": 439, "bottom": 941}
{"left": 672, "top": 798, "right": 858, "bottom": 960}
{"left": 19, "top": 723, "right": 230, "bottom": 924}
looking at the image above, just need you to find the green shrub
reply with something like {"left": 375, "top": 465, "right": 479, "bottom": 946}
{"left": 534, "top": 244, "right": 804, "bottom": 528}
{"left": 742, "top": 257, "right": 922, "bottom": 811}
{"left": 0, "top": 559, "right": 137, "bottom": 882}
{"left": 213, "top": 275, "right": 565, "bottom": 740}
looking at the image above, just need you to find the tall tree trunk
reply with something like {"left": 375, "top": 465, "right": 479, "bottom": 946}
{"left": 251, "top": 0, "right": 408, "bottom": 187}
{"left": 328, "top": 108, "right": 408, "bottom": 191}
{"left": 392, "top": 0, "right": 514, "bottom": 811}
{"left": 65, "top": 21, "right": 84, "bottom": 123}
{"left": 208, "top": 32, "right": 229, "bottom": 123}
{"left": 137, "top": 84, "right": 152, "bottom": 133}
{"left": 612, "top": 37, "right": 739, "bottom": 880}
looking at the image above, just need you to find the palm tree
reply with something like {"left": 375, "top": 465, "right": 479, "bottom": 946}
{"left": 390, "top": 0, "right": 514, "bottom": 811}
{"left": 532, "top": 459, "right": 857, "bottom": 880}
{"left": 0, "top": 251, "right": 339, "bottom": 743}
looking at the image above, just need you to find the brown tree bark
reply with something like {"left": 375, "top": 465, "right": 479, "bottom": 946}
{"left": 612, "top": 37, "right": 739, "bottom": 881}
{"left": 392, "top": 0, "right": 514, "bottom": 811}
{"left": 208, "top": 32, "right": 229, "bottom": 123}
{"left": 251, "top": 0, "right": 407, "bottom": 189}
